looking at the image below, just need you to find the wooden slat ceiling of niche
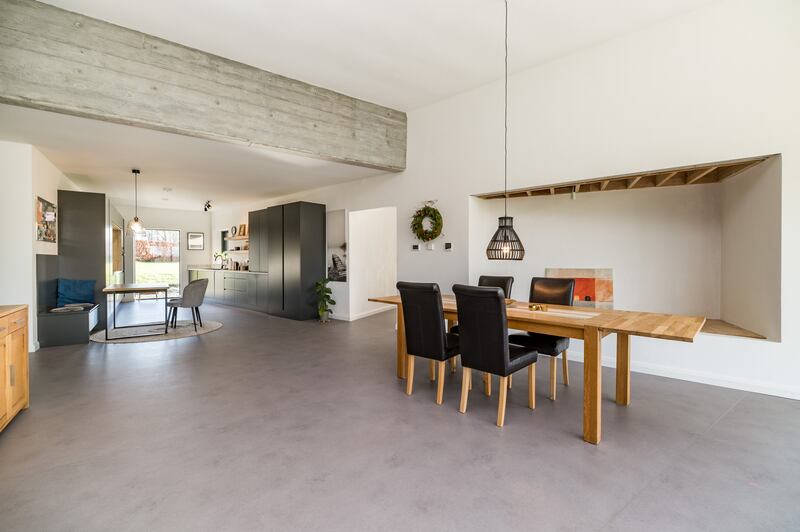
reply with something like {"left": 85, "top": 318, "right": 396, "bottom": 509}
{"left": 476, "top": 154, "right": 777, "bottom": 200}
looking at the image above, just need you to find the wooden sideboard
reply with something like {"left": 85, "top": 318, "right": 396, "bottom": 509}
{"left": 0, "top": 305, "right": 29, "bottom": 432}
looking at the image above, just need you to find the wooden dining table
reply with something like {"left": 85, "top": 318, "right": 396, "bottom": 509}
{"left": 369, "top": 294, "right": 705, "bottom": 444}
{"left": 103, "top": 283, "right": 170, "bottom": 340}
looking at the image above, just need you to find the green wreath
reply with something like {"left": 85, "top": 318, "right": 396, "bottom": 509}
{"left": 410, "top": 204, "right": 443, "bottom": 242}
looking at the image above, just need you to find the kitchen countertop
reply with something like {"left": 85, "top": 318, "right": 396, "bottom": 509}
{"left": 188, "top": 266, "right": 268, "bottom": 274}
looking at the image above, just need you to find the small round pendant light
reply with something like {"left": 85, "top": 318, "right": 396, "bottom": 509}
{"left": 128, "top": 168, "right": 146, "bottom": 235}
{"left": 486, "top": 0, "right": 525, "bottom": 261}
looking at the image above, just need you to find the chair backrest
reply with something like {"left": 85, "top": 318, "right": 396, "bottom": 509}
{"left": 478, "top": 275, "right": 514, "bottom": 298}
{"left": 181, "top": 278, "right": 209, "bottom": 307}
{"left": 397, "top": 281, "right": 446, "bottom": 357}
{"left": 453, "top": 284, "right": 509, "bottom": 375}
{"left": 529, "top": 277, "right": 575, "bottom": 306}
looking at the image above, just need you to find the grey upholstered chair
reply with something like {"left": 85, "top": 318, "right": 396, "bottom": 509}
{"left": 168, "top": 278, "right": 208, "bottom": 332}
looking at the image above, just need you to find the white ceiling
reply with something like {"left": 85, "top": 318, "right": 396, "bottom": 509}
{"left": 42, "top": 0, "right": 713, "bottom": 111}
{"left": 0, "top": 104, "right": 380, "bottom": 211}
{"left": 4, "top": 1, "right": 714, "bottom": 211}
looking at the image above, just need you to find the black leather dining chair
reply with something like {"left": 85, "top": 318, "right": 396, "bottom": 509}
{"left": 449, "top": 275, "right": 514, "bottom": 374}
{"left": 509, "top": 277, "right": 575, "bottom": 400}
{"left": 450, "top": 275, "right": 513, "bottom": 333}
{"left": 453, "top": 284, "right": 538, "bottom": 427}
{"left": 397, "top": 282, "right": 460, "bottom": 404}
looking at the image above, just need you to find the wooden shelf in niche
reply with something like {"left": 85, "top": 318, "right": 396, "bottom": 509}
{"left": 476, "top": 154, "right": 777, "bottom": 200}
{"left": 702, "top": 319, "right": 766, "bottom": 340}
{"left": 225, "top": 236, "right": 249, "bottom": 241}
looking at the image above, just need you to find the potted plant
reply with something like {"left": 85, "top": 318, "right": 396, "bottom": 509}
{"left": 314, "top": 277, "right": 336, "bottom": 323}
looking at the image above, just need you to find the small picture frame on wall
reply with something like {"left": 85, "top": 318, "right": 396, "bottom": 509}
{"left": 238, "top": 224, "right": 247, "bottom": 237}
{"left": 187, "top": 232, "right": 205, "bottom": 250}
{"left": 36, "top": 196, "right": 57, "bottom": 243}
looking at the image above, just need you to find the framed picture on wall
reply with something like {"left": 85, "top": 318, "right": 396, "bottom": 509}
{"left": 187, "top": 232, "right": 204, "bottom": 250}
{"left": 36, "top": 196, "right": 57, "bottom": 243}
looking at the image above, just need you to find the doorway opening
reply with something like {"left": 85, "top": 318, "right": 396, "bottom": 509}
{"left": 134, "top": 229, "right": 180, "bottom": 297}
{"left": 111, "top": 224, "right": 124, "bottom": 284}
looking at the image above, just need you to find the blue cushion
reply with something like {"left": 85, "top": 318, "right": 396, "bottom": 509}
{"left": 57, "top": 278, "right": 96, "bottom": 307}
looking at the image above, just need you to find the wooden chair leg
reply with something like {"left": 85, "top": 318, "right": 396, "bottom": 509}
{"left": 528, "top": 363, "right": 536, "bottom": 409}
{"left": 429, "top": 359, "right": 436, "bottom": 381}
{"left": 562, "top": 350, "right": 569, "bottom": 386}
{"left": 405, "top": 355, "right": 415, "bottom": 395}
{"left": 508, "top": 374, "right": 513, "bottom": 389}
{"left": 451, "top": 356, "right": 457, "bottom": 373}
{"left": 497, "top": 376, "right": 508, "bottom": 427}
{"left": 484, "top": 372, "right": 491, "bottom": 397}
{"left": 459, "top": 368, "right": 471, "bottom": 413}
{"left": 549, "top": 356, "right": 557, "bottom": 400}
{"left": 436, "top": 361, "right": 446, "bottom": 404}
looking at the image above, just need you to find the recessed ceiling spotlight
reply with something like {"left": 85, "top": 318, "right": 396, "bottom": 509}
{"left": 203, "top": 200, "right": 212, "bottom": 212}
{"left": 162, "top": 186, "right": 172, "bottom": 193}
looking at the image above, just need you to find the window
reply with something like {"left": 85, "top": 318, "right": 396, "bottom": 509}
{"left": 134, "top": 229, "right": 180, "bottom": 297}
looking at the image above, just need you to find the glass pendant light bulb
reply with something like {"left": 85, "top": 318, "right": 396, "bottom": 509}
{"left": 129, "top": 169, "right": 145, "bottom": 234}
{"left": 129, "top": 216, "right": 144, "bottom": 234}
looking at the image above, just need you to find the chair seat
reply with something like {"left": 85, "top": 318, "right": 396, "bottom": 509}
{"left": 167, "top": 297, "right": 183, "bottom": 308}
{"left": 506, "top": 344, "right": 538, "bottom": 376}
{"left": 508, "top": 332, "right": 569, "bottom": 357}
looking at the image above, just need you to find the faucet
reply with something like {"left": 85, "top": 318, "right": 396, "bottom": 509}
{"left": 213, "top": 251, "right": 227, "bottom": 269}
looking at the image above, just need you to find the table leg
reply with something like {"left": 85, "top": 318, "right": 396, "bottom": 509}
{"left": 396, "top": 305, "right": 407, "bottom": 379}
{"left": 616, "top": 333, "right": 631, "bottom": 405}
{"left": 105, "top": 293, "right": 109, "bottom": 341}
{"left": 112, "top": 292, "right": 117, "bottom": 328}
{"left": 583, "top": 326, "right": 602, "bottom": 444}
{"left": 164, "top": 290, "right": 169, "bottom": 334}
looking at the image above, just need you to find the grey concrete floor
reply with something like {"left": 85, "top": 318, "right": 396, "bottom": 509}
{"left": 1, "top": 301, "right": 799, "bottom": 531}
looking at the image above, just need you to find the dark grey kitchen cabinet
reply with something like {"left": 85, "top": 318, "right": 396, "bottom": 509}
{"left": 256, "top": 274, "right": 269, "bottom": 312}
{"left": 248, "top": 208, "right": 269, "bottom": 273}
{"left": 266, "top": 201, "right": 325, "bottom": 320}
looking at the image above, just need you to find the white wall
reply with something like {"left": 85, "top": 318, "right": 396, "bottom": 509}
{"left": 31, "top": 147, "right": 79, "bottom": 257}
{"left": 348, "top": 207, "right": 397, "bottom": 320}
{"left": 0, "top": 143, "right": 78, "bottom": 349}
{"left": 469, "top": 185, "right": 723, "bottom": 317}
{"left": 112, "top": 202, "right": 212, "bottom": 290}
{"left": 0, "top": 142, "right": 35, "bottom": 344}
{"left": 720, "top": 156, "right": 782, "bottom": 340}
{"left": 212, "top": 0, "right": 800, "bottom": 398}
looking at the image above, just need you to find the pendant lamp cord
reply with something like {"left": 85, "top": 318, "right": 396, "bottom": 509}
{"left": 503, "top": 0, "right": 508, "bottom": 218}
{"left": 134, "top": 171, "right": 138, "bottom": 219}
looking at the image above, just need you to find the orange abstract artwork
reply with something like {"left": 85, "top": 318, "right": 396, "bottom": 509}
{"left": 545, "top": 268, "right": 614, "bottom": 309}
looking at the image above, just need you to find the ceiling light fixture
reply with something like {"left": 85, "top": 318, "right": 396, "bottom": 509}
{"left": 128, "top": 169, "right": 145, "bottom": 234}
{"left": 486, "top": 0, "right": 524, "bottom": 261}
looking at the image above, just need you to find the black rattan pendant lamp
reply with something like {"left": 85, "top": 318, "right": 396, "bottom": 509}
{"left": 486, "top": 0, "right": 524, "bottom": 261}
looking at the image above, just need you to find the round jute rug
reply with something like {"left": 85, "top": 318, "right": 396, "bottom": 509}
{"left": 90, "top": 320, "right": 223, "bottom": 344}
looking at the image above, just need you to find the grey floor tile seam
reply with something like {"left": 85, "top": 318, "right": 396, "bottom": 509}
{"left": 598, "top": 392, "right": 748, "bottom": 531}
